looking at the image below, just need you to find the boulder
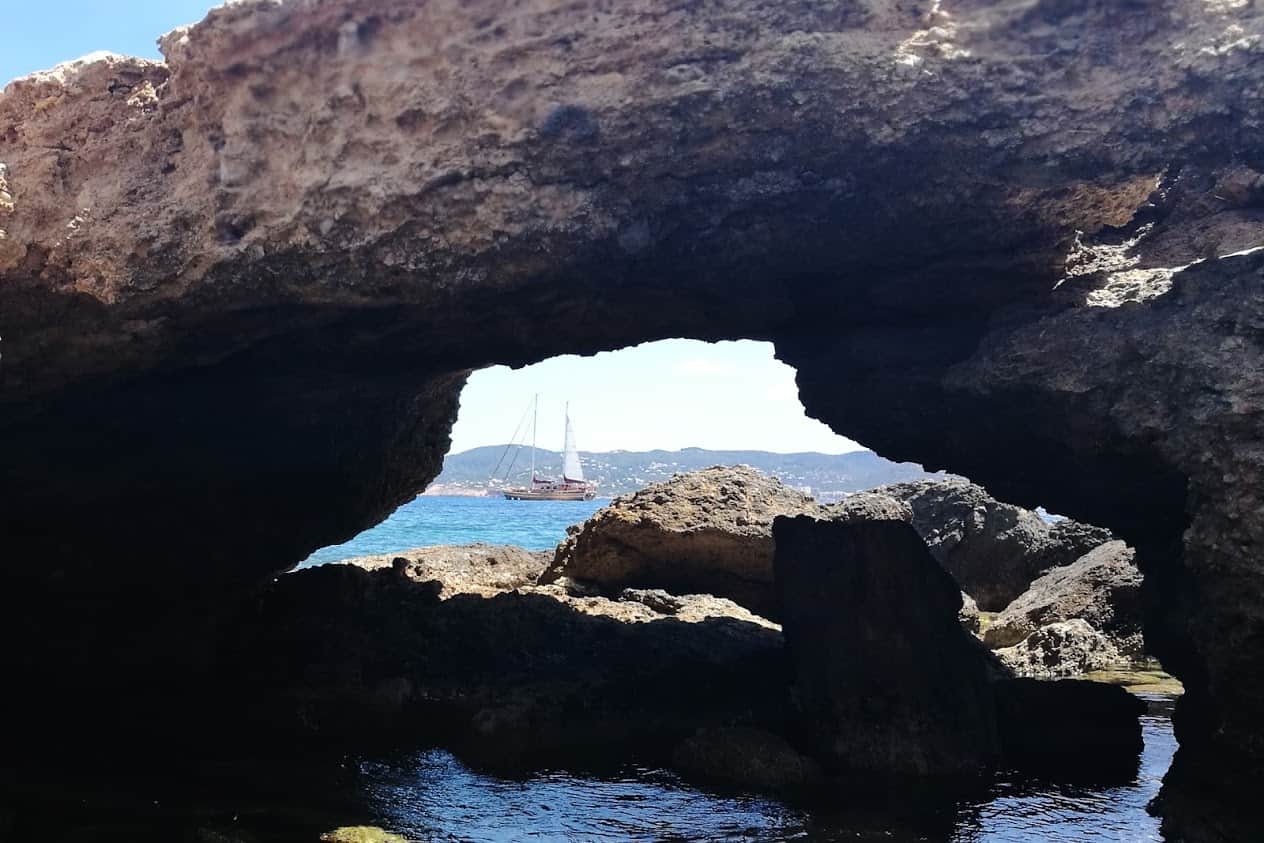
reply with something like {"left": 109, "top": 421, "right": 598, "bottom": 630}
{"left": 218, "top": 562, "right": 786, "bottom": 765}
{"left": 983, "top": 540, "right": 1144, "bottom": 655}
{"left": 540, "top": 466, "right": 818, "bottom": 619}
{"left": 874, "top": 479, "right": 1114, "bottom": 610}
{"left": 994, "top": 619, "right": 1126, "bottom": 679}
{"left": 772, "top": 516, "right": 1003, "bottom": 776}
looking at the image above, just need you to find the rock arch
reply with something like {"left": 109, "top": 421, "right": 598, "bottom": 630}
{"left": 2, "top": 1, "right": 1262, "bottom": 837}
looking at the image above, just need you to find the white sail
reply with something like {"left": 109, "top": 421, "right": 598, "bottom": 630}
{"left": 561, "top": 409, "right": 584, "bottom": 481}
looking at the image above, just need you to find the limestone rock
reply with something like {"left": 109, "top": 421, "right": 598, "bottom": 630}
{"left": 772, "top": 515, "right": 1002, "bottom": 776}
{"left": 540, "top": 466, "right": 818, "bottom": 619}
{"left": 219, "top": 563, "right": 786, "bottom": 764}
{"left": 344, "top": 543, "right": 550, "bottom": 598}
{"left": 874, "top": 479, "right": 1114, "bottom": 610}
{"left": 984, "top": 540, "right": 1144, "bottom": 654}
{"left": 821, "top": 492, "right": 913, "bottom": 524}
{"left": 995, "top": 619, "right": 1126, "bottom": 679}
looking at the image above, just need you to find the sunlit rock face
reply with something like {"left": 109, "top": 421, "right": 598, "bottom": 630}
{"left": 2, "top": 1, "right": 1263, "bottom": 837}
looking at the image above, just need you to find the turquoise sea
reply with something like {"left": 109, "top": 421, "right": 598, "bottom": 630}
{"left": 303, "top": 495, "right": 606, "bottom": 565}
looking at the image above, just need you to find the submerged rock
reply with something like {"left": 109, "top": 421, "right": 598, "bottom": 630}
{"left": 995, "top": 619, "right": 1126, "bottom": 679}
{"left": 541, "top": 466, "right": 818, "bottom": 618}
{"left": 772, "top": 516, "right": 1003, "bottom": 776}
{"left": 983, "top": 540, "right": 1144, "bottom": 655}
{"left": 874, "top": 479, "right": 1114, "bottom": 610}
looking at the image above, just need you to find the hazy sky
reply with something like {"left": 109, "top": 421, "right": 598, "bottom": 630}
{"left": 449, "top": 340, "right": 863, "bottom": 455}
{"left": 8, "top": 8, "right": 862, "bottom": 457}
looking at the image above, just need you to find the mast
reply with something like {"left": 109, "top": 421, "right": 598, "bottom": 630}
{"left": 530, "top": 393, "right": 538, "bottom": 482}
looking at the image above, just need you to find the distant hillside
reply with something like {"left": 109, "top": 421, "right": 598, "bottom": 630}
{"left": 427, "top": 445, "right": 944, "bottom": 500}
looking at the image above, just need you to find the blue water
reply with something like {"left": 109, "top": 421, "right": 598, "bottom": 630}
{"left": 303, "top": 496, "right": 606, "bottom": 565}
{"left": 354, "top": 696, "right": 1176, "bottom": 842}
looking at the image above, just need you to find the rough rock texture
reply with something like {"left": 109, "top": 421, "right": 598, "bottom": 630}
{"left": 541, "top": 466, "right": 818, "bottom": 618}
{"left": 995, "top": 619, "right": 1126, "bottom": 680}
{"left": 822, "top": 492, "right": 914, "bottom": 524}
{"left": 984, "top": 541, "right": 1144, "bottom": 654}
{"left": 772, "top": 516, "right": 1003, "bottom": 776}
{"left": 218, "top": 562, "right": 786, "bottom": 766}
{"left": 3, "top": 1, "right": 1264, "bottom": 836}
{"left": 874, "top": 479, "right": 1113, "bottom": 610}
{"left": 343, "top": 542, "right": 551, "bottom": 597}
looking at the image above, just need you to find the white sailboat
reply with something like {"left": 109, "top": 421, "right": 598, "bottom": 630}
{"left": 502, "top": 397, "right": 598, "bottom": 501}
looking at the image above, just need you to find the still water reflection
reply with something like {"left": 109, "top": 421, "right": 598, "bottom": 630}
{"left": 352, "top": 695, "right": 1174, "bottom": 842}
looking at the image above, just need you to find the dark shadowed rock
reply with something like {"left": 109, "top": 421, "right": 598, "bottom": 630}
{"left": 540, "top": 466, "right": 818, "bottom": 618}
{"left": 874, "top": 479, "right": 1114, "bottom": 610}
{"left": 671, "top": 727, "right": 823, "bottom": 794}
{"left": 993, "top": 678, "right": 1145, "bottom": 778}
{"left": 983, "top": 540, "right": 1143, "bottom": 653}
{"left": 218, "top": 563, "right": 785, "bottom": 766}
{"left": 772, "top": 516, "right": 1002, "bottom": 776}
{"left": 995, "top": 619, "right": 1126, "bottom": 679}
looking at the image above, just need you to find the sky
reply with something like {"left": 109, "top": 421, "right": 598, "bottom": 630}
{"left": 7, "top": 6, "right": 862, "bottom": 457}
{"left": 2, "top": 1, "right": 218, "bottom": 85}
{"left": 449, "top": 340, "right": 863, "bottom": 455}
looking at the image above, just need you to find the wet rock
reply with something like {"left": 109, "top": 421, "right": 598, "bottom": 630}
{"left": 993, "top": 678, "right": 1145, "bottom": 778}
{"left": 995, "top": 619, "right": 1126, "bottom": 679}
{"left": 984, "top": 540, "right": 1144, "bottom": 654}
{"left": 541, "top": 466, "right": 818, "bottom": 619}
{"left": 874, "top": 479, "right": 1114, "bottom": 611}
{"left": 671, "top": 727, "right": 823, "bottom": 794}
{"left": 772, "top": 516, "right": 1002, "bottom": 776}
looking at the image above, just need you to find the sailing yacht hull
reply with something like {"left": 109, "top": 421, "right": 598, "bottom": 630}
{"left": 502, "top": 487, "right": 597, "bottom": 501}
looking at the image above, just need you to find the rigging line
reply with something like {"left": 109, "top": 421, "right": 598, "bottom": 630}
{"left": 487, "top": 399, "right": 533, "bottom": 485}
{"left": 489, "top": 399, "right": 534, "bottom": 481}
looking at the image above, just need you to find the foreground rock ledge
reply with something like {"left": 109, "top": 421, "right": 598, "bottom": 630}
{"left": 2, "top": 2, "right": 1264, "bottom": 838}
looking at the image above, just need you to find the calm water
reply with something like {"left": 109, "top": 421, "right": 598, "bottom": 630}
{"left": 294, "top": 497, "right": 1176, "bottom": 841}
{"left": 303, "top": 496, "right": 606, "bottom": 565}
{"left": 346, "top": 696, "right": 1175, "bottom": 842}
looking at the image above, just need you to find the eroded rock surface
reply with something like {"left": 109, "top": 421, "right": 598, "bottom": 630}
{"left": 342, "top": 542, "right": 551, "bottom": 598}
{"left": 874, "top": 479, "right": 1113, "bottom": 610}
{"left": 2, "top": 1, "right": 1263, "bottom": 836}
{"left": 541, "top": 466, "right": 818, "bottom": 618}
{"left": 984, "top": 540, "right": 1144, "bottom": 655}
{"left": 995, "top": 619, "right": 1127, "bottom": 680}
